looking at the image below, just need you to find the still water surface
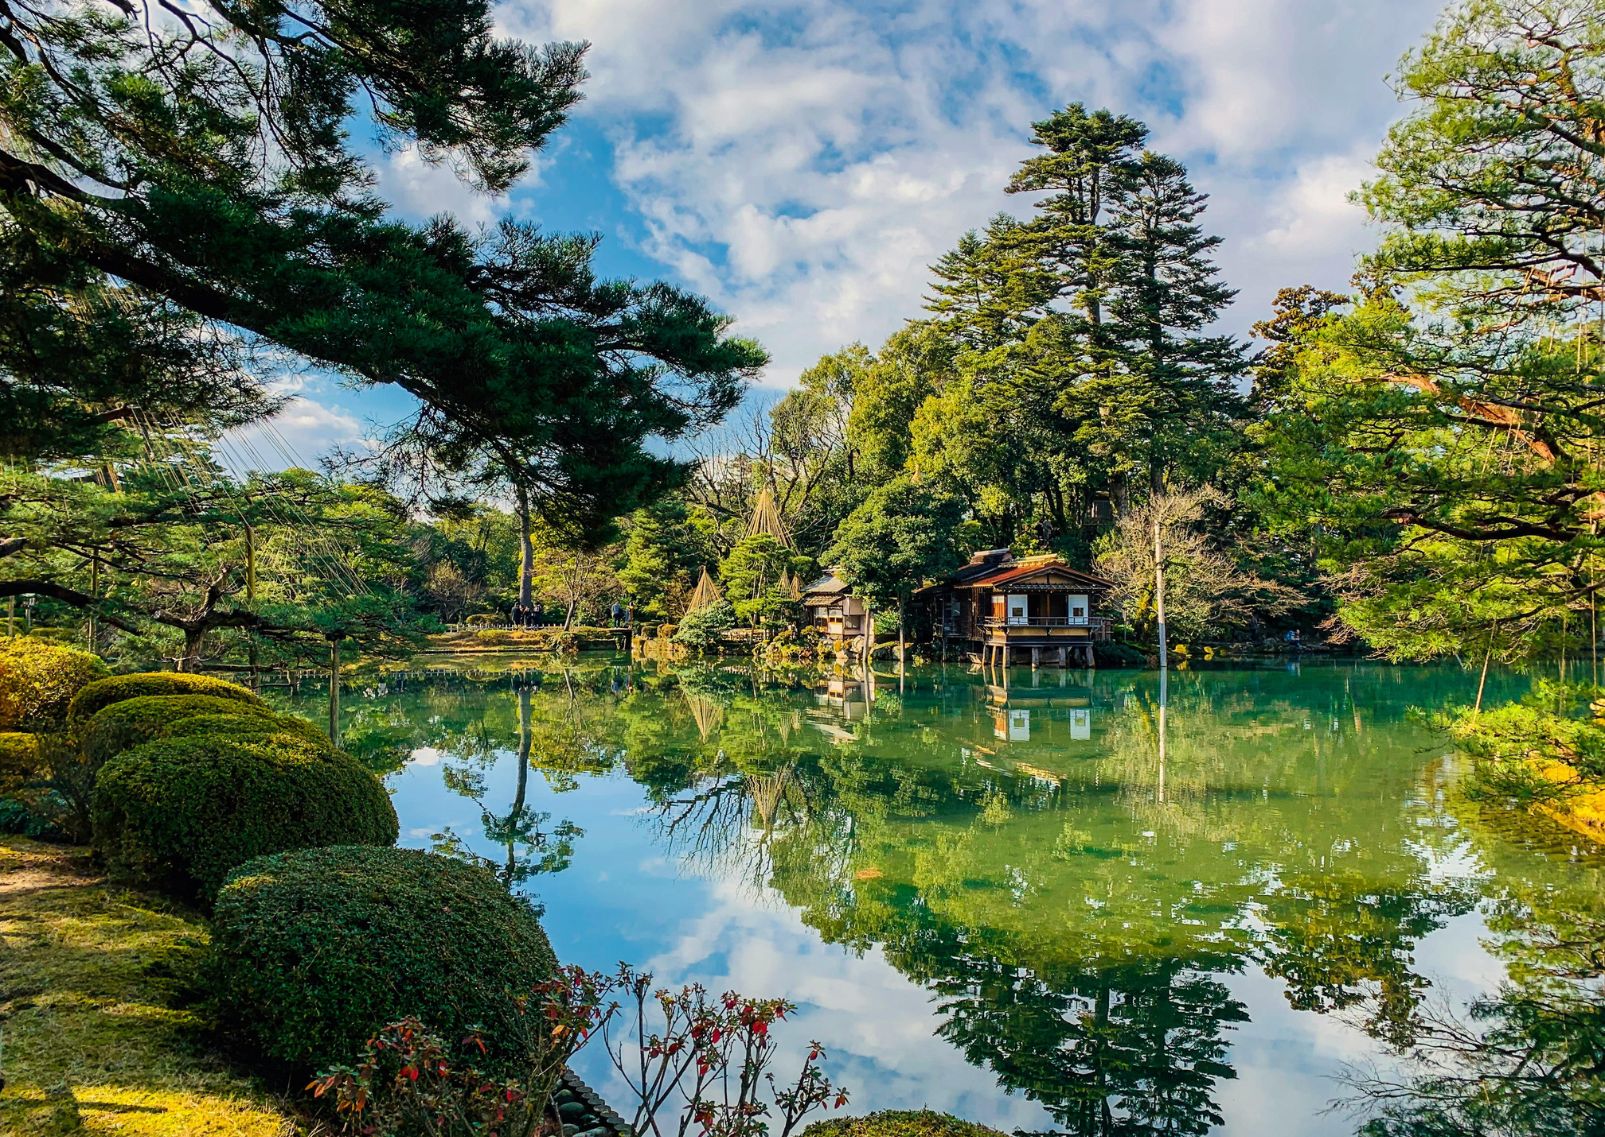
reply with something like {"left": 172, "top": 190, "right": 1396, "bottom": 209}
{"left": 291, "top": 659, "right": 1601, "bottom": 1136}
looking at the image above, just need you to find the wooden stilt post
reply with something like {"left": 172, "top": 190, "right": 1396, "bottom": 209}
{"left": 1031, "top": 646, "right": 1040, "bottom": 670}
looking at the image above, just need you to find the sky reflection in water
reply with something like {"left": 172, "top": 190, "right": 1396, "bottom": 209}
{"left": 299, "top": 659, "right": 1603, "bottom": 1137}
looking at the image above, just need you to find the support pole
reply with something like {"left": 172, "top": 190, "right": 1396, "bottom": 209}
{"left": 86, "top": 555, "right": 99, "bottom": 652}
{"left": 328, "top": 637, "right": 342, "bottom": 744}
{"left": 245, "top": 522, "right": 259, "bottom": 686}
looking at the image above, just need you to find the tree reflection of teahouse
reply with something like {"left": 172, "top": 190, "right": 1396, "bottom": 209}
{"left": 919, "top": 548, "right": 1113, "bottom": 668}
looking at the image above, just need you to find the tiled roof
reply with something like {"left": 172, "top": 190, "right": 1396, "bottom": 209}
{"left": 976, "top": 559, "right": 1113, "bottom": 589}
{"left": 801, "top": 573, "right": 849, "bottom": 597}
{"left": 924, "top": 550, "right": 1113, "bottom": 591}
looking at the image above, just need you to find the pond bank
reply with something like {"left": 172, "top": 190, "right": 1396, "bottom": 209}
{"left": 0, "top": 836, "right": 296, "bottom": 1137}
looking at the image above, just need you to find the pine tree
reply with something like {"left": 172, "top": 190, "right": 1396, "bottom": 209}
{"left": 1102, "top": 152, "right": 1245, "bottom": 492}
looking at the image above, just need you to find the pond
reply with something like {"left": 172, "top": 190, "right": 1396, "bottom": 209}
{"left": 289, "top": 659, "right": 1602, "bottom": 1136}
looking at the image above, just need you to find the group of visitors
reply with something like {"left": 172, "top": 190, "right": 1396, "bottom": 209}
{"left": 505, "top": 599, "right": 636, "bottom": 627}
{"left": 508, "top": 601, "right": 544, "bottom": 627}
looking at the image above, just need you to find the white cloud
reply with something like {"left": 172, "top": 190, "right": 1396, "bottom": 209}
{"left": 374, "top": 145, "right": 521, "bottom": 227}
{"left": 482, "top": 0, "right": 1449, "bottom": 388}
{"left": 339, "top": 0, "right": 1454, "bottom": 400}
{"left": 220, "top": 395, "right": 364, "bottom": 473}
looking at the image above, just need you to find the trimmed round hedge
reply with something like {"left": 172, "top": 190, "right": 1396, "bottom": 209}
{"left": 68, "top": 671, "right": 265, "bottom": 727}
{"left": 164, "top": 711, "right": 331, "bottom": 750}
{"left": 92, "top": 732, "right": 397, "bottom": 899}
{"left": 77, "top": 694, "right": 282, "bottom": 767}
{"left": 209, "top": 845, "right": 559, "bottom": 1074}
{"left": 803, "top": 1113, "right": 1007, "bottom": 1137}
{"left": 0, "top": 638, "right": 110, "bottom": 731}
{"left": 0, "top": 730, "right": 41, "bottom": 790}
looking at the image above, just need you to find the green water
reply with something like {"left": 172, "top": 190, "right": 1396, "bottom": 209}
{"left": 292, "top": 659, "right": 1603, "bottom": 1136}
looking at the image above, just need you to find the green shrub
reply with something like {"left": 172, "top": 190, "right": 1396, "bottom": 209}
{"left": 166, "top": 711, "right": 331, "bottom": 750}
{"left": 209, "top": 845, "right": 559, "bottom": 1073}
{"left": 67, "top": 671, "right": 264, "bottom": 727}
{"left": 29, "top": 731, "right": 104, "bottom": 842}
{"left": 0, "top": 638, "right": 110, "bottom": 731}
{"left": 0, "top": 793, "right": 69, "bottom": 840}
{"left": 92, "top": 732, "right": 397, "bottom": 899}
{"left": 803, "top": 1112, "right": 1007, "bottom": 1137}
{"left": 470, "top": 627, "right": 579, "bottom": 651}
{"left": 77, "top": 695, "right": 281, "bottom": 767}
{"left": 0, "top": 731, "right": 41, "bottom": 790}
{"left": 673, "top": 600, "right": 735, "bottom": 650}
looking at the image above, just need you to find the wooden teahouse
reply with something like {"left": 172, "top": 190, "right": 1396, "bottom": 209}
{"left": 918, "top": 548, "right": 1112, "bottom": 668}
{"left": 801, "top": 570, "right": 869, "bottom": 644}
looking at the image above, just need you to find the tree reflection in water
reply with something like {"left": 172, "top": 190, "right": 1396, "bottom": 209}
{"left": 430, "top": 673, "right": 585, "bottom": 906}
{"left": 316, "top": 659, "right": 1602, "bottom": 1136}
{"left": 1343, "top": 811, "right": 1605, "bottom": 1137}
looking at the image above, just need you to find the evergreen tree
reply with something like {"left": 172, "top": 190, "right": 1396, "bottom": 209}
{"left": 1258, "top": 0, "right": 1605, "bottom": 663}
{"left": 911, "top": 102, "right": 1245, "bottom": 545}
{"left": 1102, "top": 153, "right": 1245, "bottom": 492}
{"left": 0, "top": 2, "right": 765, "bottom": 559}
{"left": 827, "top": 477, "right": 966, "bottom": 643}
{"left": 617, "top": 498, "right": 712, "bottom": 621}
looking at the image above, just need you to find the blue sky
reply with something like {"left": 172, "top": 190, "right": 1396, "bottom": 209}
{"left": 247, "top": 0, "right": 1446, "bottom": 467}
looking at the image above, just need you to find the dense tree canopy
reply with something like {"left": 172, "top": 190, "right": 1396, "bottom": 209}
{"left": 1258, "top": 0, "right": 1605, "bottom": 663}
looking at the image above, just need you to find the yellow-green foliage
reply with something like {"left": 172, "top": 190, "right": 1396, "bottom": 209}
{"left": 0, "top": 836, "right": 294, "bottom": 1136}
{"left": 93, "top": 733, "right": 398, "bottom": 900}
{"left": 166, "top": 711, "right": 331, "bottom": 750}
{"left": 67, "top": 672, "right": 265, "bottom": 727}
{"left": 0, "top": 729, "right": 41, "bottom": 789}
{"left": 77, "top": 695, "right": 281, "bottom": 767}
{"left": 804, "top": 1111, "right": 1007, "bottom": 1137}
{"left": 0, "top": 638, "right": 110, "bottom": 731}
{"left": 470, "top": 627, "right": 579, "bottom": 651}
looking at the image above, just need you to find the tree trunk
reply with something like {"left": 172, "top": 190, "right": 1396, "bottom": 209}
{"left": 897, "top": 597, "right": 906, "bottom": 677}
{"left": 1153, "top": 514, "right": 1168, "bottom": 670}
{"left": 244, "top": 523, "right": 259, "bottom": 682}
{"left": 327, "top": 637, "right": 342, "bottom": 743}
{"left": 508, "top": 684, "right": 533, "bottom": 886}
{"left": 179, "top": 628, "right": 205, "bottom": 672}
{"left": 516, "top": 485, "right": 535, "bottom": 608}
{"left": 1474, "top": 626, "right": 1495, "bottom": 713}
{"left": 1157, "top": 664, "right": 1168, "bottom": 804}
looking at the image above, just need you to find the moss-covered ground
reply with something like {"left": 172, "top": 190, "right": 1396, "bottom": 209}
{"left": 0, "top": 836, "right": 298, "bottom": 1136}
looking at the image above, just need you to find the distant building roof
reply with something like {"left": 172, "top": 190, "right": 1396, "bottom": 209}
{"left": 947, "top": 548, "right": 1017, "bottom": 585}
{"left": 921, "top": 548, "right": 1112, "bottom": 592}
{"left": 979, "top": 558, "right": 1113, "bottom": 590}
{"left": 801, "top": 572, "right": 849, "bottom": 600}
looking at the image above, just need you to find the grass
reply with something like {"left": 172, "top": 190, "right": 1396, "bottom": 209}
{"left": 0, "top": 836, "right": 299, "bottom": 1136}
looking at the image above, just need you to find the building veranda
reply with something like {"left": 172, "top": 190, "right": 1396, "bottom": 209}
{"left": 918, "top": 549, "right": 1113, "bottom": 668}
